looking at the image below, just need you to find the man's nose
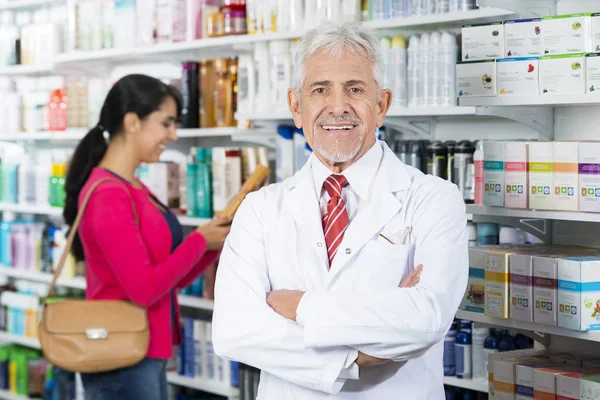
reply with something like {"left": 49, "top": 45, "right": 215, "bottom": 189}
{"left": 329, "top": 89, "right": 349, "bottom": 115}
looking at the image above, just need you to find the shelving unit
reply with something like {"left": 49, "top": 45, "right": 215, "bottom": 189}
{"left": 166, "top": 373, "right": 239, "bottom": 399}
{"left": 443, "top": 377, "right": 488, "bottom": 393}
{"left": 0, "top": 203, "right": 62, "bottom": 217}
{"left": 0, "top": 389, "right": 40, "bottom": 400}
{"left": 466, "top": 205, "right": 600, "bottom": 223}
{"left": 0, "top": 332, "right": 40, "bottom": 350}
{"left": 0, "top": 267, "right": 85, "bottom": 290}
{"left": 0, "top": 0, "right": 53, "bottom": 11}
{"left": 178, "top": 295, "right": 214, "bottom": 312}
{"left": 0, "top": 64, "right": 54, "bottom": 76}
{"left": 459, "top": 95, "right": 600, "bottom": 107}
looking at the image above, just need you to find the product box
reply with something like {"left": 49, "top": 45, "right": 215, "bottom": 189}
{"left": 594, "top": 13, "right": 600, "bottom": 52}
{"left": 485, "top": 249, "right": 520, "bottom": 319}
{"left": 462, "top": 22, "right": 505, "bottom": 61}
{"left": 553, "top": 141, "right": 579, "bottom": 211}
{"left": 528, "top": 142, "right": 554, "bottom": 210}
{"left": 497, "top": 57, "right": 539, "bottom": 96}
{"left": 558, "top": 371, "right": 593, "bottom": 400}
{"left": 504, "top": 18, "right": 543, "bottom": 57}
{"left": 586, "top": 53, "right": 600, "bottom": 94}
{"left": 533, "top": 255, "right": 561, "bottom": 326}
{"left": 461, "top": 247, "right": 486, "bottom": 313}
{"left": 504, "top": 141, "right": 529, "bottom": 208}
{"left": 580, "top": 375, "right": 600, "bottom": 400}
{"left": 136, "top": 162, "right": 180, "bottom": 209}
{"left": 578, "top": 142, "right": 600, "bottom": 212}
{"left": 534, "top": 366, "right": 583, "bottom": 399}
{"left": 488, "top": 349, "right": 547, "bottom": 396}
{"left": 510, "top": 253, "right": 536, "bottom": 322}
{"left": 484, "top": 141, "right": 505, "bottom": 207}
{"left": 557, "top": 256, "right": 600, "bottom": 331}
{"left": 542, "top": 14, "right": 593, "bottom": 55}
{"left": 456, "top": 60, "right": 498, "bottom": 97}
{"left": 539, "top": 54, "right": 586, "bottom": 95}
{"left": 516, "top": 362, "right": 564, "bottom": 400}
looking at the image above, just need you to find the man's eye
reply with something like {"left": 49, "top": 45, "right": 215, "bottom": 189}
{"left": 350, "top": 88, "right": 362, "bottom": 94}
{"left": 313, "top": 88, "right": 325, "bottom": 94}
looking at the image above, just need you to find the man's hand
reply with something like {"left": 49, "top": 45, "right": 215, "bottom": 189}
{"left": 266, "top": 289, "right": 305, "bottom": 321}
{"left": 400, "top": 264, "right": 423, "bottom": 288}
{"left": 356, "top": 352, "right": 391, "bottom": 368}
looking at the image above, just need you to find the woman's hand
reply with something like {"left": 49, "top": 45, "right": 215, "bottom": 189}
{"left": 195, "top": 216, "right": 233, "bottom": 250}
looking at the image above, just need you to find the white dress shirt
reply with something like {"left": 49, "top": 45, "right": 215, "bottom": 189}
{"left": 298, "top": 142, "right": 384, "bottom": 382}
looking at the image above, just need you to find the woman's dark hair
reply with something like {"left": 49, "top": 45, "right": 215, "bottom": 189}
{"left": 64, "top": 74, "right": 183, "bottom": 261}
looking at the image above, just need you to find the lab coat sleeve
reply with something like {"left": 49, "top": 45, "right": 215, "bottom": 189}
{"left": 212, "top": 191, "right": 356, "bottom": 394}
{"left": 297, "top": 180, "right": 469, "bottom": 362}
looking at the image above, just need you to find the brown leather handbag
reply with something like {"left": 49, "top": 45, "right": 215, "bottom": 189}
{"left": 38, "top": 178, "right": 150, "bottom": 373}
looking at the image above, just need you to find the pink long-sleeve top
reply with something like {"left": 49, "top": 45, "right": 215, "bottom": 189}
{"left": 78, "top": 167, "right": 219, "bottom": 359}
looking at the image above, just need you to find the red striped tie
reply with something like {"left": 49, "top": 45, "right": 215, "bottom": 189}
{"left": 322, "top": 174, "right": 349, "bottom": 267}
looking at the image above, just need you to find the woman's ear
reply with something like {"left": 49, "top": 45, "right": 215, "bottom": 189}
{"left": 123, "top": 112, "right": 141, "bottom": 136}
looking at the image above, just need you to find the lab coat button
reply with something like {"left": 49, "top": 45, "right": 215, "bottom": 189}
{"left": 345, "top": 248, "right": 351, "bottom": 255}
{"left": 317, "top": 242, "right": 323, "bottom": 247}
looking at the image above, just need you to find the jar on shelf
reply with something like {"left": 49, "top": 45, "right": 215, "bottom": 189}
{"left": 207, "top": 12, "right": 225, "bottom": 37}
{"left": 222, "top": 0, "right": 246, "bottom": 9}
{"left": 224, "top": 8, "right": 247, "bottom": 35}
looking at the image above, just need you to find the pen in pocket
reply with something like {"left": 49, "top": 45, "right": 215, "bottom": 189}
{"left": 379, "top": 234, "right": 394, "bottom": 244}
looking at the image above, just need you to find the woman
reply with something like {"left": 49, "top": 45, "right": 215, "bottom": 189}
{"left": 63, "top": 74, "right": 231, "bottom": 399}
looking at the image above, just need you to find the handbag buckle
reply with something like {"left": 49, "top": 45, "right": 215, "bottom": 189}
{"left": 86, "top": 328, "right": 108, "bottom": 340}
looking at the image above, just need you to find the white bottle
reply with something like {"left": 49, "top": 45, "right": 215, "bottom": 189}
{"left": 276, "top": 0, "right": 290, "bottom": 32}
{"left": 254, "top": 42, "right": 270, "bottom": 113}
{"left": 391, "top": 35, "right": 407, "bottom": 109}
{"left": 407, "top": 34, "right": 420, "bottom": 108}
{"left": 372, "top": 0, "right": 386, "bottom": 20}
{"left": 341, "top": 0, "right": 360, "bottom": 22}
{"left": 289, "top": 0, "right": 304, "bottom": 31}
{"left": 237, "top": 54, "right": 255, "bottom": 117}
{"left": 269, "top": 40, "right": 292, "bottom": 112}
{"left": 428, "top": 32, "right": 440, "bottom": 107}
{"left": 315, "top": 0, "right": 328, "bottom": 25}
{"left": 380, "top": 37, "right": 393, "bottom": 93}
{"left": 435, "top": 0, "right": 449, "bottom": 13}
{"left": 418, "top": 32, "right": 430, "bottom": 108}
{"left": 304, "top": 0, "right": 317, "bottom": 29}
{"left": 439, "top": 32, "right": 458, "bottom": 107}
{"left": 472, "top": 327, "right": 489, "bottom": 380}
{"left": 326, "top": 0, "right": 341, "bottom": 22}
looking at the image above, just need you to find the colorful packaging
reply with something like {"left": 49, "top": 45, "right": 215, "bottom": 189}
{"left": 578, "top": 142, "right": 600, "bottom": 212}
{"left": 528, "top": 142, "right": 554, "bottom": 210}
{"left": 542, "top": 14, "right": 593, "bottom": 55}
{"left": 557, "top": 256, "right": 600, "bottom": 331}
{"left": 504, "top": 18, "right": 543, "bottom": 57}
{"left": 456, "top": 60, "right": 498, "bottom": 97}
{"left": 534, "top": 366, "right": 583, "bottom": 400}
{"left": 462, "top": 22, "right": 505, "bottom": 61}
{"left": 462, "top": 247, "right": 486, "bottom": 313}
{"left": 504, "top": 141, "right": 529, "bottom": 208}
{"left": 485, "top": 249, "right": 512, "bottom": 318}
{"left": 533, "top": 255, "right": 560, "bottom": 326}
{"left": 497, "top": 58, "right": 540, "bottom": 96}
{"left": 484, "top": 141, "right": 505, "bottom": 207}
{"left": 539, "top": 54, "right": 586, "bottom": 95}
{"left": 586, "top": 53, "right": 600, "bottom": 94}
{"left": 579, "top": 374, "right": 600, "bottom": 400}
{"left": 510, "top": 253, "right": 535, "bottom": 322}
{"left": 553, "top": 141, "right": 579, "bottom": 211}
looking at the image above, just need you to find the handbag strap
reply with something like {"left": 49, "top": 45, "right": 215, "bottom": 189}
{"left": 44, "top": 177, "right": 139, "bottom": 301}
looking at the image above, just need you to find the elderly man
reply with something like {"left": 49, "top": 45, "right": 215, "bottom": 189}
{"left": 213, "top": 22, "right": 468, "bottom": 399}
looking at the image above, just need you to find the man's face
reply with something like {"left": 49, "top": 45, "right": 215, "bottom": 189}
{"left": 288, "top": 47, "right": 392, "bottom": 171}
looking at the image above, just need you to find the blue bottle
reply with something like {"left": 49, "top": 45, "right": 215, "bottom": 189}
{"left": 0, "top": 212, "right": 15, "bottom": 267}
{"left": 498, "top": 330, "right": 516, "bottom": 352}
{"left": 444, "top": 321, "right": 457, "bottom": 376}
{"left": 477, "top": 223, "right": 499, "bottom": 245}
{"left": 455, "top": 320, "right": 472, "bottom": 379}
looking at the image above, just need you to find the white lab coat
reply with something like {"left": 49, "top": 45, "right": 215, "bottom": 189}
{"left": 212, "top": 141, "right": 468, "bottom": 399}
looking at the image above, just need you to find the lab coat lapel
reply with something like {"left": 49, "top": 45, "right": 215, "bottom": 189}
{"left": 281, "top": 159, "right": 330, "bottom": 270}
{"left": 326, "top": 143, "right": 412, "bottom": 286}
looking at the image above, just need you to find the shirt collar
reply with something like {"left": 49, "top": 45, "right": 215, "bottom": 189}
{"left": 311, "top": 141, "right": 383, "bottom": 201}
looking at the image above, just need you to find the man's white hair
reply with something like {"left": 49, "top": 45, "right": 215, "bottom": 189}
{"left": 292, "top": 22, "right": 384, "bottom": 95}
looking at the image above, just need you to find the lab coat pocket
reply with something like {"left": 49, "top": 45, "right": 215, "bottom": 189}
{"left": 358, "top": 240, "right": 412, "bottom": 289}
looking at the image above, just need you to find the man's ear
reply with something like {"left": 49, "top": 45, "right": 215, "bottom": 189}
{"left": 288, "top": 88, "right": 302, "bottom": 129}
{"left": 376, "top": 88, "right": 392, "bottom": 127}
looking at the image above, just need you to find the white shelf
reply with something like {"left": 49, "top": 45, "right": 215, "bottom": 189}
{"left": 443, "top": 376, "right": 488, "bottom": 393}
{"left": 0, "top": 203, "right": 62, "bottom": 217}
{"left": 363, "top": 8, "right": 514, "bottom": 30}
{"left": 0, "top": 389, "right": 40, "bottom": 400}
{"left": 175, "top": 216, "right": 211, "bottom": 226}
{"left": 166, "top": 373, "right": 238, "bottom": 398}
{"left": 0, "top": 267, "right": 85, "bottom": 290}
{"left": 0, "top": 332, "right": 40, "bottom": 349}
{"left": 459, "top": 95, "right": 600, "bottom": 107}
{"left": 456, "top": 310, "right": 600, "bottom": 343}
{"left": 0, "top": 129, "right": 88, "bottom": 141}
{"left": 0, "top": 64, "right": 53, "bottom": 76}
{"left": 467, "top": 204, "right": 600, "bottom": 223}
{"left": 0, "top": 0, "right": 52, "bottom": 10}
{"left": 177, "top": 295, "right": 214, "bottom": 311}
